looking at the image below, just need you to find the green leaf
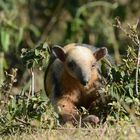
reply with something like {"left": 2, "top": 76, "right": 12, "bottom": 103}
{"left": 0, "top": 29, "right": 10, "bottom": 52}
{"left": 121, "top": 71, "right": 125, "bottom": 77}
{"left": 35, "top": 49, "right": 40, "bottom": 56}
{"left": 125, "top": 97, "right": 133, "bottom": 104}
{"left": 128, "top": 88, "right": 133, "bottom": 97}
{"left": 101, "top": 62, "right": 108, "bottom": 78}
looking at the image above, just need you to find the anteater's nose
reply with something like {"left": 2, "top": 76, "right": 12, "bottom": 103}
{"left": 81, "top": 79, "right": 89, "bottom": 86}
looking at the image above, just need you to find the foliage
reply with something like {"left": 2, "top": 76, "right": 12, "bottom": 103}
{"left": 0, "top": 68, "right": 59, "bottom": 135}
{"left": 99, "top": 20, "right": 140, "bottom": 123}
{"left": 101, "top": 46, "right": 140, "bottom": 122}
{"left": 0, "top": 94, "right": 59, "bottom": 134}
{"left": 21, "top": 42, "right": 50, "bottom": 69}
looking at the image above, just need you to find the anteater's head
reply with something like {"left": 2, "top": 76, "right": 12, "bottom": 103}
{"left": 52, "top": 44, "right": 107, "bottom": 86}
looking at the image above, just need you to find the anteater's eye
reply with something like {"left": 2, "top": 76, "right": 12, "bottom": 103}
{"left": 92, "top": 63, "right": 96, "bottom": 68}
{"left": 67, "top": 61, "right": 75, "bottom": 69}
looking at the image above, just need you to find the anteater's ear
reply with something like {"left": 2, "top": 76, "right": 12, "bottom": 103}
{"left": 52, "top": 45, "right": 66, "bottom": 62}
{"left": 93, "top": 47, "right": 108, "bottom": 61}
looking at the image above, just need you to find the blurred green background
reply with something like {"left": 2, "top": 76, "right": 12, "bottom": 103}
{"left": 0, "top": 0, "right": 140, "bottom": 90}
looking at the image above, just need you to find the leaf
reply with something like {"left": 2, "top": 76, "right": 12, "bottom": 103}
{"left": 125, "top": 97, "right": 133, "bottom": 104}
{"left": 35, "top": 49, "right": 40, "bottom": 56}
{"left": 111, "top": 68, "right": 124, "bottom": 82}
{"left": 121, "top": 71, "right": 125, "bottom": 77}
{"left": 0, "top": 28, "right": 10, "bottom": 52}
{"left": 43, "top": 42, "right": 49, "bottom": 49}
{"left": 101, "top": 62, "right": 108, "bottom": 78}
{"left": 128, "top": 88, "right": 133, "bottom": 97}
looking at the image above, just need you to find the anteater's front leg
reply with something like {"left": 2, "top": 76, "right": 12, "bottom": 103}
{"left": 55, "top": 97, "right": 79, "bottom": 123}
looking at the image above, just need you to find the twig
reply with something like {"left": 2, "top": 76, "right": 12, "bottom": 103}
{"left": 31, "top": 68, "right": 35, "bottom": 97}
{"left": 0, "top": 53, "right": 4, "bottom": 87}
{"left": 136, "top": 41, "right": 140, "bottom": 96}
{"left": 15, "top": 117, "right": 30, "bottom": 126}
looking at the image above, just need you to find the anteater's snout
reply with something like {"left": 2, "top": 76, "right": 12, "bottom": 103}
{"left": 80, "top": 71, "right": 91, "bottom": 86}
{"left": 81, "top": 78, "right": 89, "bottom": 86}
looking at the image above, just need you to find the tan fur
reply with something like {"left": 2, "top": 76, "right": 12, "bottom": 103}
{"left": 60, "top": 68, "right": 99, "bottom": 105}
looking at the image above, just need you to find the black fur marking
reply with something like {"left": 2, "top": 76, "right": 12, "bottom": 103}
{"left": 52, "top": 72, "right": 61, "bottom": 97}
{"left": 44, "top": 55, "right": 56, "bottom": 94}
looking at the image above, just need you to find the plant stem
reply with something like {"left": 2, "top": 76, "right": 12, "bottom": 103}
{"left": 31, "top": 68, "right": 35, "bottom": 97}
{"left": 136, "top": 41, "right": 140, "bottom": 96}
